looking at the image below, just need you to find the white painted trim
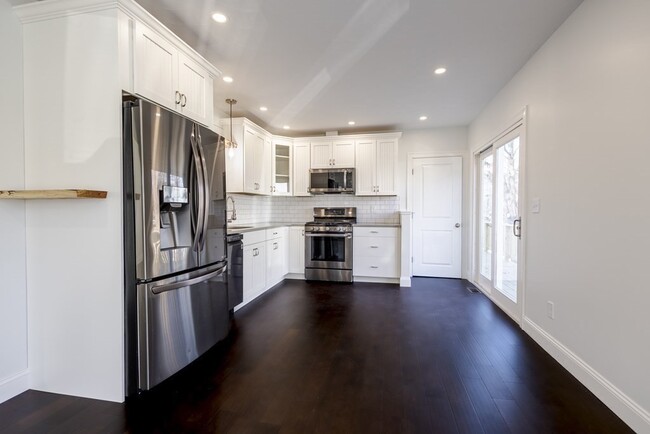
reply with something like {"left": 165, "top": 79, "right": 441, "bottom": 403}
{"left": 523, "top": 318, "right": 650, "bottom": 433}
{"left": 468, "top": 107, "right": 527, "bottom": 326}
{"left": 0, "top": 370, "right": 29, "bottom": 404}
{"left": 284, "top": 273, "right": 305, "bottom": 280}
{"left": 353, "top": 277, "right": 400, "bottom": 285}
{"left": 399, "top": 211, "right": 413, "bottom": 286}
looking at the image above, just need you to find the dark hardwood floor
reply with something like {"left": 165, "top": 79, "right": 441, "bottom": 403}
{"left": 0, "top": 278, "right": 632, "bottom": 433}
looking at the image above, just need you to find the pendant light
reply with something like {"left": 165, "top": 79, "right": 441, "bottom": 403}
{"left": 225, "top": 98, "right": 238, "bottom": 158}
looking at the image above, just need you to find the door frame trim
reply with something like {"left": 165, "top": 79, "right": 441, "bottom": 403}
{"left": 407, "top": 152, "right": 464, "bottom": 278}
{"left": 469, "top": 107, "right": 528, "bottom": 326}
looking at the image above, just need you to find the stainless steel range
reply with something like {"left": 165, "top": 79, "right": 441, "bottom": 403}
{"left": 305, "top": 207, "right": 356, "bottom": 282}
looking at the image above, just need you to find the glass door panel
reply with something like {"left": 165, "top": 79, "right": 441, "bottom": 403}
{"left": 273, "top": 143, "right": 291, "bottom": 194}
{"left": 479, "top": 151, "right": 493, "bottom": 280}
{"left": 494, "top": 137, "right": 520, "bottom": 302}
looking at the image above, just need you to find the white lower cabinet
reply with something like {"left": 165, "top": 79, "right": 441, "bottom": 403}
{"left": 242, "top": 231, "right": 267, "bottom": 304}
{"left": 353, "top": 227, "right": 400, "bottom": 280}
{"left": 239, "top": 227, "right": 289, "bottom": 309}
{"left": 266, "top": 227, "right": 288, "bottom": 287}
{"left": 288, "top": 226, "right": 306, "bottom": 275}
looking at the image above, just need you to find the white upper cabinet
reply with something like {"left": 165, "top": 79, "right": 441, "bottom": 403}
{"left": 332, "top": 139, "right": 355, "bottom": 167}
{"left": 310, "top": 139, "right": 355, "bottom": 168}
{"left": 244, "top": 126, "right": 272, "bottom": 195}
{"left": 134, "top": 22, "right": 214, "bottom": 126}
{"left": 310, "top": 141, "right": 332, "bottom": 168}
{"left": 177, "top": 53, "right": 212, "bottom": 125}
{"left": 134, "top": 21, "right": 177, "bottom": 109}
{"left": 293, "top": 141, "right": 311, "bottom": 197}
{"left": 354, "top": 136, "right": 399, "bottom": 196}
{"left": 225, "top": 119, "right": 273, "bottom": 195}
{"left": 272, "top": 139, "right": 292, "bottom": 196}
{"left": 355, "top": 140, "right": 376, "bottom": 196}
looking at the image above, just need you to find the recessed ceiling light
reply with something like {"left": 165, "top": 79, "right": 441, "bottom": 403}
{"left": 260, "top": 106, "right": 268, "bottom": 111}
{"left": 222, "top": 76, "right": 233, "bottom": 83}
{"left": 434, "top": 67, "right": 447, "bottom": 75}
{"left": 211, "top": 13, "right": 227, "bottom": 23}
{"left": 283, "top": 125, "right": 290, "bottom": 130}
{"left": 348, "top": 121, "right": 355, "bottom": 126}
{"left": 419, "top": 115, "right": 428, "bottom": 121}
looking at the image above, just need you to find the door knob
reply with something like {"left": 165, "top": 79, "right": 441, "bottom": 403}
{"left": 455, "top": 223, "right": 460, "bottom": 228}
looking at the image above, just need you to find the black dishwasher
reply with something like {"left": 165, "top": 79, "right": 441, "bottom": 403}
{"left": 226, "top": 233, "right": 244, "bottom": 310}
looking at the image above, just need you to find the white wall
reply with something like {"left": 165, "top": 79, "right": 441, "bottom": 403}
{"left": 397, "top": 127, "right": 470, "bottom": 276}
{"left": 23, "top": 10, "right": 125, "bottom": 402}
{"left": 468, "top": 1, "right": 650, "bottom": 431}
{"left": 0, "top": 0, "right": 29, "bottom": 404}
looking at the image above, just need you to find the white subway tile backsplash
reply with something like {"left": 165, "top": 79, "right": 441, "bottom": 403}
{"left": 226, "top": 194, "right": 400, "bottom": 224}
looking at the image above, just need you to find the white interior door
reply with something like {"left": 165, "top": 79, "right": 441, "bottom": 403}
{"left": 412, "top": 156, "right": 462, "bottom": 278}
{"left": 475, "top": 127, "right": 523, "bottom": 322}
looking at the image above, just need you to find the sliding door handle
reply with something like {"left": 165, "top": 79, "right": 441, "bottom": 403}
{"left": 513, "top": 217, "right": 522, "bottom": 239}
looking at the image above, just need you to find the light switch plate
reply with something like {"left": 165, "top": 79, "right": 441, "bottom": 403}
{"left": 531, "top": 197, "right": 541, "bottom": 213}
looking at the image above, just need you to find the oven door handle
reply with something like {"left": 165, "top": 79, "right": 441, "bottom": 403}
{"left": 305, "top": 233, "right": 352, "bottom": 239}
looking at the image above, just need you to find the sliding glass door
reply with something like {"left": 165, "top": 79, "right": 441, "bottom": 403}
{"left": 476, "top": 127, "right": 523, "bottom": 321}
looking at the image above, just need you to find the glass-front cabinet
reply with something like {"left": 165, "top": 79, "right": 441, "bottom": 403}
{"left": 272, "top": 140, "right": 292, "bottom": 195}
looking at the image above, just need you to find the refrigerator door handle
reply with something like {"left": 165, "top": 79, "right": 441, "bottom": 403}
{"left": 190, "top": 125, "right": 206, "bottom": 252}
{"left": 195, "top": 127, "right": 211, "bottom": 250}
{"left": 150, "top": 264, "right": 227, "bottom": 295}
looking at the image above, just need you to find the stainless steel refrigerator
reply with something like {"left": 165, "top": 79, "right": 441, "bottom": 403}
{"left": 123, "top": 97, "right": 230, "bottom": 396}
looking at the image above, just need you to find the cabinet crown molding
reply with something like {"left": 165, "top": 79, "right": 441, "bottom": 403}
{"left": 14, "top": 0, "right": 221, "bottom": 78}
{"left": 222, "top": 117, "right": 402, "bottom": 143}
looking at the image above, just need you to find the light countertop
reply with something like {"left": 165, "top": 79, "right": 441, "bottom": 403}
{"left": 227, "top": 221, "right": 400, "bottom": 234}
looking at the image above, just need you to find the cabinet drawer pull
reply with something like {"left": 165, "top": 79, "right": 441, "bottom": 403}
{"left": 370, "top": 246, "right": 378, "bottom": 249}
{"left": 181, "top": 94, "right": 187, "bottom": 107}
{"left": 273, "top": 242, "right": 278, "bottom": 250}
{"left": 370, "top": 266, "right": 379, "bottom": 269}
{"left": 175, "top": 90, "right": 181, "bottom": 105}
{"left": 370, "top": 231, "right": 379, "bottom": 234}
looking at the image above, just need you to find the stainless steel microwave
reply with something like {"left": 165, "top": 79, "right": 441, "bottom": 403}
{"left": 309, "top": 168, "right": 355, "bottom": 194}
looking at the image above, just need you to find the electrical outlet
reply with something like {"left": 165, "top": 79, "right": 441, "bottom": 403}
{"left": 547, "top": 301, "right": 555, "bottom": 319}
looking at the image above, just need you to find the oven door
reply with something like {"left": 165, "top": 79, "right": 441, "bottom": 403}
{"left": 305, "top": 232, "right": 352, "bottom": 270}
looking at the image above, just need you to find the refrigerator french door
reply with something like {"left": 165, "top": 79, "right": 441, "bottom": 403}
{"left": 123, "top": 97, "right": 229, "bottom": 395}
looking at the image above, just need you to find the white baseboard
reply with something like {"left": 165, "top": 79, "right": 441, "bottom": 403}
{"left": 353, "top": 276, "right": 400, "bottom": 285}
{"left": 399, "top": 277, "right": 411, "bottom": 287}
{"left": 0, "top": 369, "right": 29, "bottom": 404}
{"left": 284, "top": 273, "right": 305, "bottom": 280}
{"left": 523, "top": 318, "right": 650, "bottom": 433}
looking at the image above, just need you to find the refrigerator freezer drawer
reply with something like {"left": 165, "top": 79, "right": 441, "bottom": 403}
{"left": 137, "top": 263, "right": 229, "bottom": 391}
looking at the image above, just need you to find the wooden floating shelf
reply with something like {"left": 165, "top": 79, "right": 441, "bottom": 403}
{"left": 0, "top": 189, "right": 108, "bottom": 200}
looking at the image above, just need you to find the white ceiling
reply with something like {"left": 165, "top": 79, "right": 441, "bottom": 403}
{"left": 13, "top": 0, "right": 583, "bottom": 135}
